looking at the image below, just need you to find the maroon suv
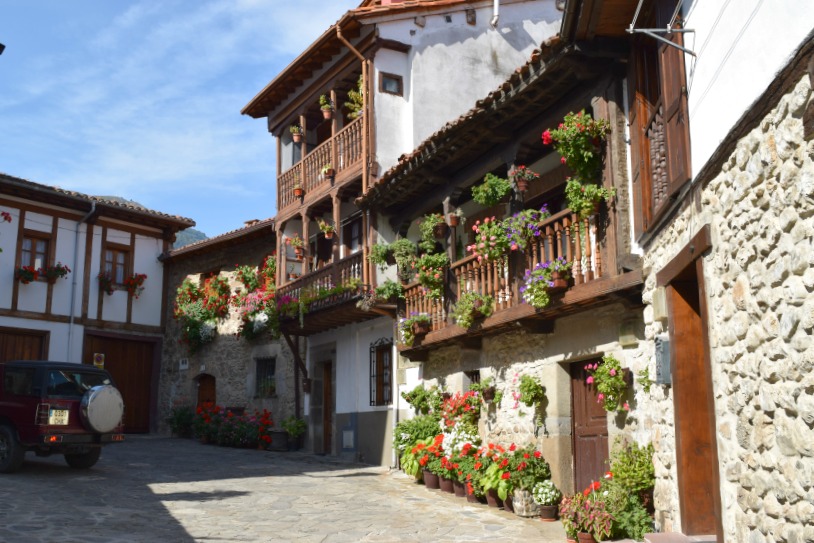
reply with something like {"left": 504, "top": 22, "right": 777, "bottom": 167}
{"left": 0, "top": 361, "right": 125, "bottom": 473}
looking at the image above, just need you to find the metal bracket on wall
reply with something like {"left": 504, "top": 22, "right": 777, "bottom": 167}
{"left": 627, "top": 0, "right": 696, "bottom": 57}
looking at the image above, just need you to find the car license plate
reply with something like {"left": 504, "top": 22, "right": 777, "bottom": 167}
{"left": 49, "top": 409, "right": 69, "bottom": 425}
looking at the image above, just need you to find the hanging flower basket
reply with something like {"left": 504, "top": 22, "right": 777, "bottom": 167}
{"left": 15, "top": 266, "right": 39, "bottom": 284}
{"left": 41, "top": 262, "right": 71, "bottom": 283}
{"left": 97, "top": 272, "right": 115, "bottom": 295}
{"left": 292, "top": 133, "right": 302, "bottom": 143}
{"left": 123, "top": 273, "right": 148, "bottom": 299}
{"left": 293, "top": 186, "right": 304, "bottom": 198}
{"left": 413, "top": 320, "right": 431, "bottom": 337}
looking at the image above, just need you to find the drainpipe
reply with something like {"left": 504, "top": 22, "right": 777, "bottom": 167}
{"left": 67, "top": 201, "right": 96, "bottom": 362}
{"left": 490, "top": 0, "right": 499, "bottom": 27}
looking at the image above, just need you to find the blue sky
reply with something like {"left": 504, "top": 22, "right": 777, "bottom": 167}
{"left": 0, "top": 0, "right": 359, "bottom": 237}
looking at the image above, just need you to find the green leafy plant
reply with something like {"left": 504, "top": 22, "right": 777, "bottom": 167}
{"left": 235, "top": 264, "right": 261, "bottom": 293}
{"left": 586, "top": 354, "right": 629, "bottom": 412}
{"left": 389, "top": 238, "right": 417, "bottom": 282}
{"left": 173, "top": 275, "right": 231, "bottom": 354}
{"left": 451, "top": 292, "right": 494, "bottom": 329}
{"left": 400, "top": 385, "right": 443, "bottom": 416}
{"left": 289, "top": 124, "right": 302, "bottom": 134}
{"left": 375, "top": 279, "right": 403, "bottom": 301}
{"left": 481, "top": 446, "right": 514, "bottom": 500}
{"left": 417, "top": 213, "right": 446, "bottom": 253}
{"left": 470, "top": 377, "right": 502, "bottom": 405}
{"left": 543, "top": 109, "right": 610, "bottom": 182}
{"left": 286, "top": 233, "right": 304, "bottom": 249}
{"left": 393, "top": 413, "right": 442, "bottom": 457}
{"left": 97, "top": 271, "right": 115, "bottom": 295}
{"left": 508, "top": 164, "right": 540, "bottom": 187}
{"left": 520, "top": 257, "right": 573, "bottom": 309}
{"left": 16, "top": 265, "right": 40, "bottom": 284}
{"left": 414, "top": 252, "right": 448, "bottom": 300}
{"left": 368, "top": 243, "right": 391, "bottom": 271}
{"left": 166, "top": 404, "right": 195, "bottom": 438}
{"left": 317, "top": 218, "right": 335, "bottom": 236}
{"left": 532, "top": 479, "right": 562, "bottom": 506}
{"left": 398, "top": 312, "right": 432, "bottom": 347}
{"left": 565, "top": 177, "right": 615, "bottom": 218}
{"left": 509, "top": 445, "right": 551, "bottom": 491}
{"left": 637, "top": 367, "right": 653, "bottom": 394}
{"left": 466, "top": 216, "right": 510, "bottom": 262}
{"left": 319, "top": 94, "right": 332, "bottom": 111}
{"left": 472, "top": 172, "right": 512, "bottom": 207}
{"left": 40, "top": 262, "right": 71, "bottom": 282}
{"left": 344, "top": 75, "right": 364, "bottom": 120}
{"left": 281, "top": 416, "right": 307, "bottom": 438}
{"left": 503, "top": 205, "right": 552, "bottom": 252}
{"left": 609, "top": 440, "right": 655, "bottom": 494}
{"left": 518, "top": 375, "right": 546, "bottom": 408}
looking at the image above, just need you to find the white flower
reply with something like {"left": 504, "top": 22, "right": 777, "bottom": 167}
{"left": 199, "top": 321, "right": 216, "bottom": 342}
{"left": 252, "top": 312, "right": 269, "bottom": 332}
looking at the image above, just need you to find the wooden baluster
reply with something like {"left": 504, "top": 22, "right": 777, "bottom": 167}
{"left": 583, "top": 216, "right": 594, "bottom": 282}
{"left": 592, "top": 220, "right": 602, "bottom": 279}
{"left": 572, "top": 214, "right": 583, "bottom": 285}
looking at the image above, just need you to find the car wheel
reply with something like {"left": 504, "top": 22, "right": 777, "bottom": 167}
{"left": 64, "top": 447, "right": 101, "bottom": 469}
{"left": 0, "top": 425, "right": 25, "bottom": 473}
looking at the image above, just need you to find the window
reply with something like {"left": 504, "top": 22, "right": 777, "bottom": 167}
{"left": 343, "top": 216, "right": 363, "bottom": 255}
{"left": 103, "top": 246, "right": 129, "bottom": 284}
{"left": 369, "top": 338, "right": 393, "bottom": 406}
{"left": 3, "top": 367, "right": 36, "bottom": 396}
{"left": 628, "top": 0, "right": 691, "bottom": 236}
{"left": 255, "top": 357, "right": 276, "bottom": 398}
{"left": 21, "top": 234, "right": 49, "bottom": 270}
{"left": 379, "top": 72, "right": 403, "bottom": 96}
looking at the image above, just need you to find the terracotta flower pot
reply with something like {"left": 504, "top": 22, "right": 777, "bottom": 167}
{"left": 549, "top": 271, "right": 569, "bottom": 290}
{"left": 422, "top": 469, "right": 440, "bottom": 490}
{"left": 447, "top": 214, "right": 459, "bottom": 227}
{"left": 439, "top": 476, "right": 454, "bottom": 493}
{"left": 485, "top": 488, "right": 504, "bottom": 509}
{"left": 453, "top": 479, "right": 466, "bottom": 498}
{"left": 466, "top": 487, "right": 480, "bottom": 503}
{"left": 433, "top": 222, "right": 449, "bottom": 239}
{"left": 322, "top": 108, "right": 333, "bottom": 120}
{"left": 577, "top": 532, "right": 597, "bottom": 543}
{"left": 293, "top": 187, "right": 304, "bottom": 198}
{"left": 324, "top": 231, "right": 334, "bottom": 239}
{"left": 538, "top": 504, "right": 559, "bottom": 521}
{"left": 292, "top": 133, "right": 302, "bottom": 143}
{"left": 515, "top": 178, "right": 529, "bottom": 193}
{"left": 412, "top": 321, "right": 431, "bottom": 337}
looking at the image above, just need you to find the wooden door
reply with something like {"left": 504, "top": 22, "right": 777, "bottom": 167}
{"left": 0, "top": 328, "right": 48, "bottom": 363}
{"left": 197, "top": 374, "right": 216, "bottom": 406}
{"left": 669, "top": 262, "right": 723, "bottom": 537}
{"left": 83, "top": 334, "right": 155, "bottom": 433}
{"left": 322, "top": 362, "right": 332, "bottom": 455}
{"left": 571, "top": 360, "right": 610, "bottom": 493}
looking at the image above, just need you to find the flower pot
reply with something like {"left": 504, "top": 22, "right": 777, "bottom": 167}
{"left": 511, "top": 489, "right": 540, "bottom": 517}
{"left": 323, "top": 168, "right": 336, "bottom": 177}
{"left": 577, "top": 532, "right": 597, "bottom": 543}
{"left": 293, "top": 187, "right": 304, "bottom": 198}
{"left": 538, "top": 504, "right": 559, "bottom": 521}
{"left": 412, "top": 321, "right": 431, "bottom": 337}
{"left": 485, "top": 488, "right": 504, "bottom": 509}
{"left": 322, "top": 108, "right": 333, "bottom": 120}
{"left": 324, "top": 231, "right": 334, "bottom": 239}
{"left": 515, "top": 178, "right": 529, "bottom": 193}
{"left": 294, "top": 247, "right": 304, "bottom": 259}
{"left": 503, "top": 493, "right": 514, "bottom": 513}
{"left": 439, "top": 476, "right": 454, "bottom": 493}
{"left": 549, "top": 271, "right": 569, "bottom": 291}
{"left": 432, "top": 222, "right": 449, "bottom": 239}
{"left": 466, "top": 487, "right": 480, "bottom": 503}
{"left": 482, "top": 386, "right": 496, "bottom": 402}
{"left": 288, "top": 273, "right": 299, "bottom": 281}
{"left": 447, "top": 214, "right": 459, "bottom": 227}
{"left": 422, "top": 469, "right": 440, "bottom": 490}
{"left": 292, "top": 133, "right": 302, "bottom": 143}
{"left": 269, "top": 430, "right": 289, "bottom": 451}
{"left": 453, "top": 479, "right": 466, "bottom": 498}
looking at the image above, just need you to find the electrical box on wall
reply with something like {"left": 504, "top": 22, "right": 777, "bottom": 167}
{"left": 655, "top": 334, "right": 671, "bottom": 386}
{"left": 178, "top": 358, "right": 189, "bottom": 371}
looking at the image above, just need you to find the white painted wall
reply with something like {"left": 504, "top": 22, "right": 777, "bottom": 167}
{"left": 683, "top": 0, "right": 814, "bottom": 177}
{"left": 373, "top": 0, "right": 562, "bottom": 171}
{"left": 131, "top": 235, "right": 165, "bottom": 326}
{"left": 307, "top": 317, "right": 393, "bottom": 414}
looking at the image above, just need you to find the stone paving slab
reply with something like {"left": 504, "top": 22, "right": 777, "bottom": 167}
{"left": 0, "top": 436, "right": 566, "bottom": 542}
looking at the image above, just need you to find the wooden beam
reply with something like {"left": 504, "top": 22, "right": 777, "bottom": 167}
{"left": 656, "top": 225, "right": 712, "bottom": 287}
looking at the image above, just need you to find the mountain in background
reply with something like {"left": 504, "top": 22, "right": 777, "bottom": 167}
{"left": 96, "top": 195, "right": 207, "bottom": 249}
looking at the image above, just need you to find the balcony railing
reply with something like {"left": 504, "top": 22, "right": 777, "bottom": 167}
{"left": 277, "top": 252, "right": 365, "bottom": 314}
{"left": 402, "top": 209, "right": 605, "bottom": 342}
{"left": 278, "top": 118, "right": 364, "bottom": 212}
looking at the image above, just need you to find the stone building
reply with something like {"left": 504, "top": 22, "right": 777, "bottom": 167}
{"left": 157, "top": 219, "right": 301, "bottom": 437}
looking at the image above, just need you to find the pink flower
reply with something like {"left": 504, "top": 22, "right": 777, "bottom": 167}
{"left": 597, "top": 393, "right": 605, "bottom": 401}
{"left": 623, "top": 402, "right": 630, "bottom": 411}
{"left": 586, "top": 376, "right": 594, "bottom": 384}
{"left": 541, "top": 130, "right": 553, "bottom": 145}
{"left": 609, "top": 369, "right": 617, "bottom": 376}
{"left": 561, "top": 156, "right": 567, "bottom": 165}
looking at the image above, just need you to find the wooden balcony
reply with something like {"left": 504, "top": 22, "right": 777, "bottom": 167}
{"left": 399, "top": 209, "right": 642, "bottom": 358}
{"left": 278, "top": 117, "right": 363, "bottom": 218}
{"left": 276, "top": 252, "right": 380, "bottom": 335}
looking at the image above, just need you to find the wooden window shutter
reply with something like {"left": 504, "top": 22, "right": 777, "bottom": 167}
{"left": 628, "top": 44, "right": 646, "bottom": 237}
{"left": 658, "top": 25, "right": 691, "bottom": 198}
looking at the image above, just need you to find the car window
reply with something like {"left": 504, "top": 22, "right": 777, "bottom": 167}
{"left": 46, "top": 370, "right": 111, "bottom": 398}
{"left": 3, "top": 368, "right": 37, "bottom": 396}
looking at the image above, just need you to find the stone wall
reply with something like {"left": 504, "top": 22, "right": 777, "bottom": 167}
{"left": 640, "top": 74, "right": 814, "bottom": 541}
{"left": 158, "top": 235, "right": 299, "bottom": 437}
{"left": 419, "top": 302, "right": 648, "bottom": 495}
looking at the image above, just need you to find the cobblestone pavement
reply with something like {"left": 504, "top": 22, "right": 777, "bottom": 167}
{"left": 0, "top": 435, "right": 567, "bottom": 542}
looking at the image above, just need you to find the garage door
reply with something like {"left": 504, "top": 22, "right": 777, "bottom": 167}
{"left": 0, "top": 328, "right": 48, "bottom": 363}
{"left": 83, "top": 334, "right": 156, "bottom": 433}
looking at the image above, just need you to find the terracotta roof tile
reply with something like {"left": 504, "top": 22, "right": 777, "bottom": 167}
{"left": 166, "top": 217, "right": 275, "bottom": 258}
{"left": 352, "top": 0, "right": 476, "bottom": 18}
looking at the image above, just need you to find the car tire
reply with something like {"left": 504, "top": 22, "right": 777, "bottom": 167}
{"left": 0, "top": 425, "right": 25, "bottom": 474}
{"left": 64, "top": 447, "right": 101, "bottom": 469}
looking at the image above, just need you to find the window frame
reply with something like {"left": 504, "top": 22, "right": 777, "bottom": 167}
{"left": 369, "top": 337, "right": 393, "bottom": 407}
{"left": 255, "top": 357, "right": 277, "bottom": 398}
{"left": 379, "top": 72, "right": 403, "bottom": 96}
{"left": 102, "top": 243, "right": 131, "bottom": 285}
{"left": 20, "top": 231, "right": 51, "bottom": 273}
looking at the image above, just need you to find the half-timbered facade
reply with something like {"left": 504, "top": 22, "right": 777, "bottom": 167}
{"left": 0, "top": 172, "right": 193, "bottom": 433}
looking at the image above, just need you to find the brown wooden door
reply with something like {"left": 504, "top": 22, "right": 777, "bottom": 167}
{"left": 322, "top": 362, "right": 332, "bottom": 455}
{"left": 669, "top": 262, "right": 723, "bottom": 537}
{"left": 571, "top": 360, "right": 610, "bottom": 493}
{"left": 83, "top": 334, "right": 155, "bottom": 433}
{"left": 0, "top": 328, "right": 48, "bottom": 363}
{"left": 197, "top": 374, "right": 216, "bottom": 406}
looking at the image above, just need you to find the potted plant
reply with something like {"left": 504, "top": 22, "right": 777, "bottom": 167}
{"left": 15, "top": 265, "right": 40, "bottom": 284}
{"left": 374, "top": 279, "right": 403, "bottom": 302}
{"left": 503, "top": 205, "right": 552, "bottom": 252}
{"left": 509, "top": 446, "right": 551, "bottom": 517}
{"left": 472, "top": 172, "right": 512, "bottom": 207}
{"left": 414, "top": 252, "right": 448, "bottom": 300}
{"left": 40, "top": 262, "right": 71, "bottom": 283}
{"left": 292, "top": 183, "right": 304, "bottom": 198}
{"left": 97, "top": 271, "right": 115, "bottom": 295}
{"left": 344, "top": 75, "right": 363, "bottom": 120}
{"left": 451, "top": 292, "right": 494, "bottom": 329}
{"left": 319, "top": 94, "right": 333, "bottom": 119}
{"left": 390, "top": 238, "right": 417, "bottom": 282}
{"left": 123, "top": 273, "right": 148, "bottom": 299}
{"left": 286, "top": 234, "right": 305, "bottom": 259}
{"left": 281, "top": 416, "right": 307, "bottom": 450}
{"left": 560, "top": 481, "right": 614, "bottom": 542}
{"left": 509, "top": 165, "right": 540, "bottom": 193}
{"left": 533, "top": 480, "right": 563, "bottom": 521}
{"left": 585, "top": 354, "right": 630, "bottom": 412}
{"left": 466, "top": 216, "right": 510, "bottom": 263}
{"left": 470, "top": 377, "right": 502, "bottom": 404}
{"left": 289, "top": 123, "right": 303, "bottom": 143}
{"left": 447, "top": 208, "right": 466, "bottom": 228}
{"left": 417, "top": 213, "right": 447, "bottom": 252}
{"left": 546, "top": 256, "right": 573, "bottom": 290}
{"left": 321, "top": 163, "right": 336, "bottom": 178}
{"left": 368, "top": 243, "right": 392, "bottom": 271}
{"left": 317, "top": 218, "right": 336, "bottom": 239}
{"left": 519, "top": 262, "right": 554, "bottom": 309}
{"left": 287, "top": 265, "right": 299, "bottom": 281}
{"left": 565, "top": 177, "right": 615, "bottom": 218}
{"left": 399, "top": 313, "right": 432, "bottom": 346}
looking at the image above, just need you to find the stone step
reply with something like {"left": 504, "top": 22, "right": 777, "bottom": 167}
{"left": 644, "top": 534, "right": 717, "bottom": 543}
